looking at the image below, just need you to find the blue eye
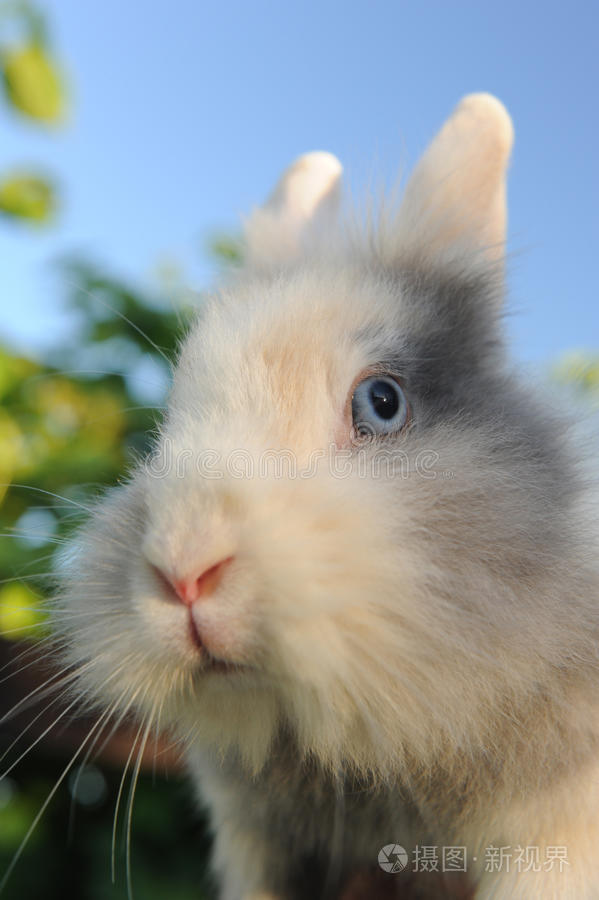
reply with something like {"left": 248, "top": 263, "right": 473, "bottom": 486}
{"left": 351, "top": 375, "right": 409, "bottom": 437}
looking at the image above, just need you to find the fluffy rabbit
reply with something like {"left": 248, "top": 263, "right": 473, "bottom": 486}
{"left": 53, "top": 94, "right": 599, "bottom": 899}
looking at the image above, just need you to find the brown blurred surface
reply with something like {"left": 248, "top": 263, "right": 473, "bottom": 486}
{"left": 339, "top": 867, "right": 474, "bottom": 899}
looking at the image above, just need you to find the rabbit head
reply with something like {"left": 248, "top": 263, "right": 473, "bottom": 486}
{"left": 55, "top": 94, "right": 595, "bottom": 781}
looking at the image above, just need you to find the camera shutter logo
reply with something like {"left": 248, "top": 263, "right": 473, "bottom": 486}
{"left": 378, "top": 844, "right": 409, "bottom": 873}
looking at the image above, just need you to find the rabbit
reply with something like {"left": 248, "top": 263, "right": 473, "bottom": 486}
{"left": 50, "top": 93, "right": 599, "bottom": 900}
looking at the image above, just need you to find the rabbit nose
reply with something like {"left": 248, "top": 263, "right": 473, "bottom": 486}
{"left": 155, "top": 557, "right": 234, "bottom": 606}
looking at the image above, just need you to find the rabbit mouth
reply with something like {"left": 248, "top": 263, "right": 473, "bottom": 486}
{"left": 188, "top": 615, "right": 255, "bottom": 676}
{"left": 191, "top": 647, "right": 255, "bottom": 678}
{"left": 188, "top": 609, "right": 204, "bottom": 650}
{"left": 203, "top": 657, "right": 253, "bottom": 676}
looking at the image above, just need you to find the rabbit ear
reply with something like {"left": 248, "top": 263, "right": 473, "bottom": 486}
{"left": 244, "top": 151, "right": 342, "bottom": 267}
{"left": 397, "top": 94, "right": 514, "bottom": 261}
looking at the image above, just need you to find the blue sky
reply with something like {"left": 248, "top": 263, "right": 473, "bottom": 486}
{"left": 0, "top": 0, "right": 597, "bottom": 364}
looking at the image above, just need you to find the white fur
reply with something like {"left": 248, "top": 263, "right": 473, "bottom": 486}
{"left": 52, "top": 95, "right": 599, "bottom": 899}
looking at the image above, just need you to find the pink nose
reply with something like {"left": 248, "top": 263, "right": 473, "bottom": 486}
{"left": 156, "top": 556, "right": 234, "bottom": 606}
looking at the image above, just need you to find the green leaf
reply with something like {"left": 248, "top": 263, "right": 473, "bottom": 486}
{"left": 554, "top": 351, "right": 599, "bottom": 396}
{"left": 1, "top": 43, "right": 64, "bottom": 123}
{"left": 0, "top": 582, "right": 46, "bottom": 641}
{"left": 207, "top": 232, "right": 244, "bottom": 265}
{"left": 0, "top": 172, "right": 54, "bottom": 222}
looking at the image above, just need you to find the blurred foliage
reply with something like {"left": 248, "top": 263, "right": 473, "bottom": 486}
{"left": 0, "top": 755, "right": 214, "bottom": 900}
{"left": 206, "top": 232, "right": 243, "bottom": 267}
{"left": 0, "top": 11, "right": 220, "bottom": 885}
{"left": 0, "top": 581, "right": 42, "bottom": 637}
{"left": 0, "top": 259, "right": 191, "bottom": 644}
{"left": 0, "top": 1, "right": 64, "bottom": 223}
{"left": 554, "top": 350, "right": 599, "bottom": 401}
{"left": 2, "top": 42, "right": 63, "bottom": 123}
{"left": 0, "top": 260, "right": 210, "bottom": 898}
{"left": 0, "top": 171, "right": 54, "bottom": 221}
